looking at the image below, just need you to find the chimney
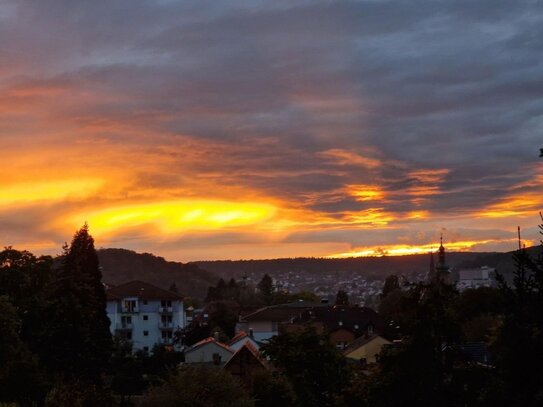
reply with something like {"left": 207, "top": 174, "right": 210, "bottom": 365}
{"left": 249, "top": 328, "right": 254, "bottom": 338}
{"left": 213, "top": 331, "right": 219, "bottom": 341}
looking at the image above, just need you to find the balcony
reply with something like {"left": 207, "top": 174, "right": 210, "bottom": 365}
{"left": 159, "top": 306, "right": 173, "bottom": 314}
{"left": 159, "top": 321, "right": 174, "bottom": 329}
{"left": 120, "top": 307, "right": 139, "bottom": 314}
{"left": 160, "top": 337, "right": 173, "bottom": 345}
{"left": 116, "top": 323, "right": 133, "bottom": 331}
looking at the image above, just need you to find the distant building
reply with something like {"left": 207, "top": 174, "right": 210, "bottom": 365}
{"left": 289, "top": 305, "right": 389, "bottom": 349}
{"left": 236, "top": 301, "right": 326, "bottom": 342}
{"left": 456, "top": 266, "right": 496, "bottom": 291}
{"left": 106, "top": 280, "right": 186, "bottom": 352}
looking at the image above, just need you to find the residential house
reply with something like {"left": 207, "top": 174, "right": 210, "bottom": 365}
{"left": 343, "top": 334, "right": 392, "bottom": 364}
{"left": 106, "top": 280, "right": 185, "bottom": 352}
{"left": 291, "top": 305, "right": 389, "bottom": 349}
{"left": 236, "top": 301, "right": 326, "bottom": 342}
{"left": 228, "top": 331, "right": 262, "bottom": 352}
{"left": 223, "top": 341, "right": 270, "bottom": 384}
{"left": 184, "top": 336, "right": 234, "bottom": 365}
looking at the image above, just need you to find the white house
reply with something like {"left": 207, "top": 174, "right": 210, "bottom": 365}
{"left": 106, "top": 280, "right": 185, "bottom": 352}
{"left": 456, "top": 266, "right": 496, "bottom": 291}
{"left": 184, "top": 337, "right": 234, "bottom": 364}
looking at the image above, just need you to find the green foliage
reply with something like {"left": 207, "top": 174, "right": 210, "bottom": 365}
{"left": 492, "top": 223, "right": 543, "bottom": 406}
{"left": 335, "top": 289, "right": 349, "bottom": 305}
{"left": 140, "top": 366, "right": 254, "bottom": 407}
{"left": 257, "top": 274, "right": 273, "bottom": 301}
{"left": 261, "top": 326, "right": 348, "bottom": 407}
{"left": 249, "top": 370, "right": 296, "bottom": 407}
{"left": 381, "top": 274, "right": 400, "bottom": 299}
{"left": 45, "top": 381, "right": 114, "bottom": 407}
{"left": 44, "top": 225, "right": 113, "bottom": 381}
{"left": 0, "top": 295, "right": 47, "bottom": 405}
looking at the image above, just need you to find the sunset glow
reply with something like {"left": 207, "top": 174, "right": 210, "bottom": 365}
{"left": 0, "top": 1, "right": 541, "bottom": 261}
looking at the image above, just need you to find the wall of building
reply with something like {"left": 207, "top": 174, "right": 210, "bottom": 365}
{"left": 107, "top": 298, "right": 185, "bottom": 351}
{"left": 185, "top": 343, "right": 233, "bottom": 364}
{"left": 345, "top": 336, "right": 392, "bottom": 364}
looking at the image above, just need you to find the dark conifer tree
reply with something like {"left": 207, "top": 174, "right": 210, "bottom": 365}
{"left": 335, "top": 289, "right": 350, "bottom": 305}
{"left": 46, "top": 224, "right": 112, "bottom": 382}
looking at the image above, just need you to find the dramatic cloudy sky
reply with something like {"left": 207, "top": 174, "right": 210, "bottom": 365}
{"left": 1, "top": 0, "right": 542, "bottom": 261}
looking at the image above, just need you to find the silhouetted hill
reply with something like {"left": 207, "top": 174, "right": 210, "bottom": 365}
{"left": 194, "top": 246, "right": 542, "bottom": 282}
{"left": 97, "top": 248, "right": 219, "bottom": 299}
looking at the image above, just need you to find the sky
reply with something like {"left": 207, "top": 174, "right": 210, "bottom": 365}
{"left": 0, "top": 0, "right": 542, "bottom": 261}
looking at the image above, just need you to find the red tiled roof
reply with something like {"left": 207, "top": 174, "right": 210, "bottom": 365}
{"left": 228, "top": 331, "right": 249, "bottom": 346}
{"left": 189, "top": 337, "right": 233, "bottom": 354}
{"left": 106, "top": 280, "right": 182, "bottom": 301}
{"left": 223, "top": 340, "right": 269, "bottom": 370}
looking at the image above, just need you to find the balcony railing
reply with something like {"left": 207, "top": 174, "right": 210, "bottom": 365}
{"left": 159, "top": 306, "right": 173, "bottom": 313}
{"left": 120, "top": 307, "right": 139, "bottom": 314}
{"left": 116, "top": 323, "right": 133, "bottom": 330}
{"left": 159, "top": 321, "right": 174, "bottom": 329}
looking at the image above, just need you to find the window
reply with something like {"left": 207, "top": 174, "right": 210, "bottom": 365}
{"left": 142, "top": 300, "right": 148, "bottom": 305}
{"left": 123, "top": 300, "right": 137, "bottom": 312}
{"left": 126, "top": 332, "right": 132, "bottom": 340}
{"left": 121, "top": 316, "right": 132, "bottom": 325}
{"left": 143, "top": 315, "right": 148, "bottom": 321}
{"left": 143, "top": 330, "right": 149, "bottom": 336}
{"left": 336, "top": 341, "right": 347, "bottom": 349}
{"left": 143, "top": 346, "right": 149, "bottom": 352}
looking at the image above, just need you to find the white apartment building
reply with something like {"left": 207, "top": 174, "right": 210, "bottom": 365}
{"left": 106, "top": 280, "right": 185, "bottom": 352}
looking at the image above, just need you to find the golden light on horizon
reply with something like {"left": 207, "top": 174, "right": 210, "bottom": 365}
{"left": 327, "top": 238, "right": 517, "bottom": 258}
{"left": 68, "top": 199, "right": 278, "bottom": 236}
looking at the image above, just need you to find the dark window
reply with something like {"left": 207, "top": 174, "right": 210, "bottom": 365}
{"left": 143, "top": 330, "right": 149, "bottom": 336}
{"left": 143, "top": 346, "right": 149, "bottom": 352}
{"left": 142, "top": 300, "right": 148, "bottom": 305}
{"left": 143, "top": 315, "right": 148, "bottom": 321}
{"left": 126, "top": 332, "right": 132, "bottom": 340}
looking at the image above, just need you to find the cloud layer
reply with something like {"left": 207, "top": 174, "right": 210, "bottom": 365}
{"left": 0, "top": 0, "right": 542, "bottom": 260}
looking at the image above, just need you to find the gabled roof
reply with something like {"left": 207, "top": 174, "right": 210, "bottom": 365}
{"left": 228, "top": 331, "right": 249, "bottom": 345}
{"left": 298, "top": 306, "right": 387, "bottom": 335}
{"left": 186, "top": 337, "right": 233, "bottom": 354}
{"left": 242, "top": 302, "right": 323, "bottom": 322}
{"left": 106, "top": 280, "right": 182, "bottom": 301}
{"left": 223, "top": 340, "right": 269, "bottom": 370}
{"left": 343, "top": 334, "right": 391, "bottom": 355}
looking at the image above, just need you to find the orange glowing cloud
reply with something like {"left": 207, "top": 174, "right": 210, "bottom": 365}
{"left": 66, "top": 199, "right": 277, "bottom": 236}
{"left": 0, "top": 178, "right": 104, "bottom": 206}
{"left": 348, "top": 185, "right": 385, "bottom": 201}
{"left": 477, "top": 194, "right": 543, "bottom": 218}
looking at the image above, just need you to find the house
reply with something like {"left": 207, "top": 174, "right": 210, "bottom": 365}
{"left": 184, "top": 337, "right": 234, "bottom": 365}
{"left": 343, "top": 334, "right": 392, "bottom": 364}
{"left": 223, "top": 341, "right": 270, "bottom": 383}
{"left": 291, "top": 305, "right": 389, "bottom": 349}
{"left": 106, "top": 280, "right": 185, "bottom": 352}
{"left": 456, "top": 266, "right": 496, "bottom": 291}
{"left": 236, "top": 301, "right": 326, "bottom": 342}
{"left": 228, "top": 331, "right": 262, "bottom": 352}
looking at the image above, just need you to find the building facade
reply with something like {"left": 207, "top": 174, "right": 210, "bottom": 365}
{"left": 106, "top": 280, "right": 185, "bottom": 352}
